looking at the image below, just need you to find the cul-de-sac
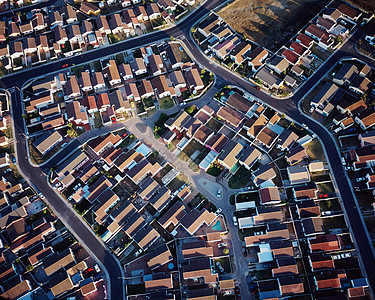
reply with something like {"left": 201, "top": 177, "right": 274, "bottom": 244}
{"left": 0, "top": 0, "right": 375, "bottom": 299}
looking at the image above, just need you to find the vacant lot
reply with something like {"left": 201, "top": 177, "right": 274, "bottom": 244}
{"left": 347, "top": 0, "right": 375, "bottom": 13}
{"left": 218, "top": 0, "right": 328, "bottom": 51}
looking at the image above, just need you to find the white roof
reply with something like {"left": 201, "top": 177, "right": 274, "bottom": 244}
{"left": 238, "top": 217, "right": 254, "bottom": 229}
{"left": 258, "top": 243, "right": 273, "bottom": 262}
{"left": 235, "top": 201, "right": 256, "bottom": 211}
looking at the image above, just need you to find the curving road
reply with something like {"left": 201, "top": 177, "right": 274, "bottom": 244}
{"left": 2, "top": 1, "right": 375, "bottom": 297}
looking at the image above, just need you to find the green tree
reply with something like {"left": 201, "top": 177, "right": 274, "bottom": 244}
{"left": 4, "top": 127, "right": 12, "bottom": 138}
{"left": 67, "top": 123, "right": 78, "bottom": 138}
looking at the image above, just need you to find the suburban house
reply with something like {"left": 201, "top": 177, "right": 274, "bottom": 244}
{"left": 109, "top": 89, "right": 132, "bottom": 115}
{"left": 131, "top": 57, "right": 147, "bottom": 75}
{"left": 230, "top": 42, "right": 251, "bottom": 65}
{"left": 267, "top": 56, "right": 290, "bottom": 75}
{"left": 138, "top": 79, "right": 155, "bottom": 99}
{"left": 118, "top": 63, "right": 134, "bottom": 81}
{"left": 103, "top": 60, "right": 121, "bottom": 86}
{"left": 185, "top": 68, "right": 204, "bottom": 94}
{"left": 255, "top": 67, "right": 283, "bottom": 90}
{"left": 332, "top": 63, "right": 359, "bottom": 86}
{"left": 354, "top": 109, "right": 375, "bottom": 130}
{"left": 92, "top": 72, "right": 106, "bottom": 90}
{"left": 64, "top": 76, "right": 81, "bottom": 100}
{"left": 217, "top": 106, "right": 243, "bottom": 128}
{"left": 146, "top": 3, "right": 161, "bottom": 20}
{"left": 247, "top": 47, "right": 269, "bottom": 71}
{"left": 65, "top": 100, "right": 89, "bottom": 125}
{"left": 217, "top": 140, "right": 243, "bottom": 171}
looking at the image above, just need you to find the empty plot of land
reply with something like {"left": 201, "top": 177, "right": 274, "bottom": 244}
{"left": 218, "top": 0, "right": 328, "bottom": 51}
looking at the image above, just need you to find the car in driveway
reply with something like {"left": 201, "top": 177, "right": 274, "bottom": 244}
{"left": 235, "top": 286, "right": 241, "bottom": 299}
{"left": 233, "top": 216, "right": 238, "bottom": 226}
{"left": 218, "top": 242, "right": 227, "bottom": 248}
{"left": 216, "top": 262, "right": 224, "bottom": 273}
{"left": 356, "top": 177, "right": 367, "bottom": 182}
{"left": 216, "top": 189, "right": 222, "bottom": 197}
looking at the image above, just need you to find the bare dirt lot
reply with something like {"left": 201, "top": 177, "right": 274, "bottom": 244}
{"left": 347, "top": 0, "right": 375, "bottom": 13}
{"left": 218, "top": 0, "right": 329, "bottom": 51}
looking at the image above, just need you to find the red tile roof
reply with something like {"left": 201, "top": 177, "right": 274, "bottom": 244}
{"left": 282, "top": 49, "right": 300, "bottom": 65}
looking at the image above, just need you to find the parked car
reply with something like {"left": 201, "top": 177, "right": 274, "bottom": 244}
{"left": 255, "top": 85, "right": 261, "bottom": 90}
{"left": 218, "top": 242, "right": 227, "bottom": 248}
{"left": 235, "top": 286, "right": 241, "bottom": 299}
{"left": 215, "top": 208, "right": 222, "bottom": 215}
{"left": 233, "top": 216, "right": 238, "bottom": 226}
{"left": 301, "top": 123, "right": 309, "bottom": 130}
{"left": 39, "top": 193, "right": 45, "bottom": 199}
{"left": 216, "top": 262, "right": 224, "bottom": 273}
{"left": 319, "top": 194, "right": 328, "bottom": 198}
{"left": 356, "top": 177, "right": 367, "bottom": 182}
{"left": 94, "top": 264, "right": 100, "bottom": 273}
{"left": 62, "top": 63, "right": 69, "bottom": 68}
{"left": 216, "top": 189, "right": 222, "bottom": 197}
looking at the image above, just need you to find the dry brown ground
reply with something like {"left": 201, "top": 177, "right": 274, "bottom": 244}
{"left": 346, "top": 0, "right": 375, "bottom": 13}
{"left": 218, "top": 0, "right": 328, "bottom": 51}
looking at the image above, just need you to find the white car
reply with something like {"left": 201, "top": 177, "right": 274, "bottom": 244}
{"left": 301, "top": 124, "right": 309, "bottom": 130}
{"left": 218, "top": 242, "right": 227, "bottom": 248}
{"left": 94, "top": 264, "right": 101, "bottom": 273}
{"left": 356, "top": 177, "right": 367, "bottom": 182}
{"left": 216, "top": 189, "right": 222, "bottom": 197}
{"left": 215, "top": 208, "right": 222, "bottom": 215}
{"left": 216, "top": 262, "right": 224, "bottom": 273}
{"left": 233, "top": 216, "right": 238, "bottom": 226}
{"left": 39, "top": 193, "right": 45, "bottom": 200}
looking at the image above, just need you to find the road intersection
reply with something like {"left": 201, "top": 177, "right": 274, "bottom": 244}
{"left": 2, "top": 1, "right": 375, "bottom": 298}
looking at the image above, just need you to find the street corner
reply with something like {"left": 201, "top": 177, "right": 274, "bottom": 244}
{"left": 197, "top": 177, "right": 225, "bottom": 199}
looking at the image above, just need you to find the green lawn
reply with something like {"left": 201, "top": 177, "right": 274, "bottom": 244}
{"left": 93, "top": 112, "right": 102, "bottom": 128}
{"left": 167, "top": 173, "right": 188, "bottom": 192}
{"left": 319, "top": 199, "right": 342, "bottom": 211}
{"left": 119, "top": 134, "right": 136, "bottom": 150}
{"left": 143, "top": 97, "right": 154, "bottom": 109}
{"left": 207, "top": 165, "right": 223, "bottom": 177}
{"left": 158, "top": 96, "right": 175, "bottom": 110}
{"left": 206, "top": 118, "right": 222, "bottom": 133}
{"left": 153, "top": 113, "right": 169, "bottom": 139}
{"left": 317, "top": 182, "right": 335, "bottom": 194}
{"left": 228, "top": 166, "right": 254, "bottom": 189}
{"left": 322, "top": 216, "right": 347, "bottom": 230}
{"left": 147, "top": 151, "right": 164, "bottom": 165}
{"left": 305, "top": 138, "right": 326, "bottom": 161}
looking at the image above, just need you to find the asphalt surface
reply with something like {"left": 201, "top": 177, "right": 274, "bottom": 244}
{"left": 3, "top": 1, "right": 375, "bottom": 297}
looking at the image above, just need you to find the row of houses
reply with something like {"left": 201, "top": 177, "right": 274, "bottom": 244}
{"left": 310, "top": 61, "right": 374, "bottom": 131}
{"left": 25, "top": 41, "right": 204, "bottom": 137}
{"left": 51, "top": 132, "right": 224, "bottom": 254}
{"left": 196, "top": 14, "right": 269, "bottom": 72}
{"left": 254, "top": 3, "right": 363, "bottom": 91}
{"left": 0, "top": 0, "right": 190, "bottom": 71}
{"left": 0, "top": 177, "right": 104, "bottom": 299}
{"left": 47, "top": 131, "right": 237, "bottom": 299}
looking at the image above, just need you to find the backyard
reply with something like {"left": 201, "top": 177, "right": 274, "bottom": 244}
{"left": 159, "top": 96, "right": 175, "bottom": 110}
{"left": 228, "top": 166, "right": 254, "bottom": 189}
{"left": 305, "top": 138, "right": 326, "bottom": 161}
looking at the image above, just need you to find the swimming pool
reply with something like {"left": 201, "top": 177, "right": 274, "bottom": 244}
{"left": 212, "top": 219, "right": 223, "bottom": 231}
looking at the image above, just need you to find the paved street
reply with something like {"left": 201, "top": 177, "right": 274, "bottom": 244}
{"left": 2, "top": 0, "right": 375, "bottom": 297}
